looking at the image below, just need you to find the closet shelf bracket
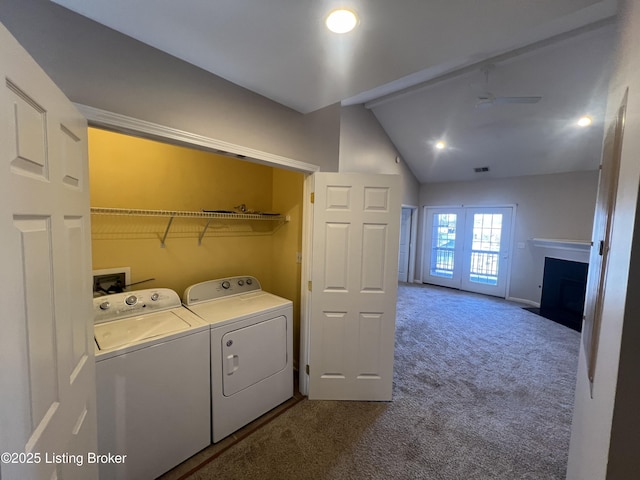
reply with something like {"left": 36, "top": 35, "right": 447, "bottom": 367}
{"left": 198, "top": 218, "right": 213, "bottom": 246}
{"left": 160, "top": 216, "right": 174, "bottom": 248}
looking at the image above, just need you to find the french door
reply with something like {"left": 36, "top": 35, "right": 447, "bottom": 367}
{"left": 422, "top": 206, "right": 513, "bottom": 297}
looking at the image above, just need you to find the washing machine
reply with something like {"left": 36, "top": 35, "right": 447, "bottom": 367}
{"left": 94, "top": 288, "right": 210, "bottom": 480}
{"left": 183, "top": 276, "right": 293, "bottom": 443}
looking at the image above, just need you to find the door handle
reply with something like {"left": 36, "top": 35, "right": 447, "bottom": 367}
{"left": 226, "top": 354, "right": 239, "bottom": 375}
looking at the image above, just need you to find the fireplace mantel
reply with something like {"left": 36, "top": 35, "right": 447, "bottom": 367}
{"left": 531, "top": 238, "right": 591, "bottom": 252}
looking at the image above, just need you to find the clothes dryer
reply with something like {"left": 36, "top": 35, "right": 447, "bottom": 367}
{"left": 183, "top": 276, "right": 293, "bottom": 442}
{"left": 94, "top": 288, "right": 210, "bottom": 480}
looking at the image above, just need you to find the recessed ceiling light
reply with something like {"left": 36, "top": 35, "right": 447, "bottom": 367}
{"left": 577, "top": 116, "right": 592, "bottom": 127}
{"left": 326, "top": 9, "right": 358, "bottom": 34}
{"left": 435, "top": 141, "right": 446, "bottom": 150}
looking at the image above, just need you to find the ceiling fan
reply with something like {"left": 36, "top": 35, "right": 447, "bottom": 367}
{"left": 473, "top": 64, "right": 542, "bottom": 108}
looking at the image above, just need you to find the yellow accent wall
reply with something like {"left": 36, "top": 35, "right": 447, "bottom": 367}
{"left": 271, "top": 168, "right": 304, "bottom": 364}
{"left": 88, "top": 128, "right": 304, "bottom": 361}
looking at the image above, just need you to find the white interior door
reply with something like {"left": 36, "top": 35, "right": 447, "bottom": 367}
{"left": 582, "top": 90, "right": 626, "bottom": 389}
{"left": 422, "top": 206, "right": 513, "bottom": 297}
{"left": 398, "top": 207, "right": 412, "bottom": 282}
{"left": 307, "top": 172, "right": 401, "bottom": 400}
{"left": 0, "top": 23, "right": 98, "bottom": 480}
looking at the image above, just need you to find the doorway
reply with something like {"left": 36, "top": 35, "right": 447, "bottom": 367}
{"left": 422, "top": 206, "right": 514, "bottom": 297}
{"left": 398, "top": 205, "right": 418, "bottom": 283}
{"left": 86, "top": 126, "right": 309, "bottom": 372}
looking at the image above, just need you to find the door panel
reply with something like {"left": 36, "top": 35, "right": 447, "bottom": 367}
{"left": 0, "top": 23, "right": 97, "bottom": 480}
{"left": 308, "top": 173, "right": 401, "bottom": 400}
{"left": 422, "top": 207, "right": 464, "bottom": 288}
{"left": 356, "top": 312, "right": 384, "bottom": 378}
{"left": 66, "top": 217, "right": 91, "bottom": 370}
{"left": 14, "top": 216, "right": 59, "bottom": 431}
{"left": 319, "top": 311, "right": 347, "bottom": 378}
{"left": 361, "top": 224, "right": 387, "bottom": 291}
{"left": 324, "top": 223, "right": 349, "bottom": 290}
{"left": 61, "top": 124, "right": 83, "bottom": 188}
{"left": 461, "top": 207, "right": 513, "bottom": 297}
{"left": 8, "top": 80, "right": 49, "bottom": 179}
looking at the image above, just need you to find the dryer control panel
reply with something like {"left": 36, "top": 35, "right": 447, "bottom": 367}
{"left": 94, "top": 288, "right": 181, "bottom": 324}
{"left": 183, "top": 276, "right": 262, "bottom": 305}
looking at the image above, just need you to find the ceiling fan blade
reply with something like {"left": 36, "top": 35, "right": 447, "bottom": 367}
{"left": 472, "top": 64, "right": 541, "bottom": 108}
{"left": 493, "top": 96, "right": 542, "bottom": 104}
{"left": 475, "top": 98, "right": 494, "bottom": 109}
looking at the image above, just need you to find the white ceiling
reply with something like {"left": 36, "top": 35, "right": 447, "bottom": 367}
{"left": 51, "top": 0, "right": 618, "bottom": 183}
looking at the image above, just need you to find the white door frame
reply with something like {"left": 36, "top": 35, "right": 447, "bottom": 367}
{"left": 76, "top": 104, "right": 319, "bottom": 175}
{"left": 400, "top": 205, "right": 418, "bottom": 283}
{"left": 421, "top": 204, "right": 517, "bottom": 298}
{"left": 77, "top": 105, "right": 320, "bottom": 396}
{"left": 299, "top": 175, "right": 314, "bottom": 395}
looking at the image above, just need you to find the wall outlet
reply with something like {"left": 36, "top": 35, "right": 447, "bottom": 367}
{"left": 296, "top": 252, "right": 302, "bottom": 264}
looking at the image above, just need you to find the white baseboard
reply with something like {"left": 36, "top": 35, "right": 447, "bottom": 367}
{"left": 507, "top": 296, "right": 540, "bottom": 308}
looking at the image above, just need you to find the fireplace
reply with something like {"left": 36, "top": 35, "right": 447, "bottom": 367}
{"left": 538, "top": 257, "right": 588, "bottom": 331}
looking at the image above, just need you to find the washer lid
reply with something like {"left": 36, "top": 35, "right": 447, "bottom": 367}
{"left": 95, "top": 309, "right": 193, "bottom": 350}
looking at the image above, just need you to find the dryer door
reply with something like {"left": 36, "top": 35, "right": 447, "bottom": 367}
{"left": 221, "top": 315, "right": 287, "bottom": 396}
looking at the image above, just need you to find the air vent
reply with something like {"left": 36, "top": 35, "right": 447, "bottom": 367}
{"left": 474, "top": 166, "right": 490, "bottom": 173}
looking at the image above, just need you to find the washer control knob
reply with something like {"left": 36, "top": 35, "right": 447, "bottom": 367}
{"left": 246, "top": 278, "right": 253, "bottom": 285}
{"left": 125, "top": 295, "right": 138, "bottom": 306}
{"left": 221, "top": 280, "right": 231, "bottom": 290}
{"left": 237, "top": 279, "right": 244, "bottom": 286}
{"left": 150, "top": 292, "right": 160, "bottom": 301}
{"left": 99, "top": 301, "right": 110, "bottom": 310}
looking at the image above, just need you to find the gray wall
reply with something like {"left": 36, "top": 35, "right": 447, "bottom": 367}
{"left": 0, "top": 0, "right": 340, "bottom": 172}
{"left": 419, "top": 171, "right": 599, "bottom": 303}
{"left": 0, "top": 0, "right": 420, "bottom": 205}
{"left": 339, "top": 105, "right": 420, "bottom": 206}
{"left": 567, "top": 0, "right": 640, "bottom": 477}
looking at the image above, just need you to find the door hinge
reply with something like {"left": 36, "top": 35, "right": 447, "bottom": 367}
{"left": 599, "top": 240, "right": 605, "bottom": 256}
{"left": 308, "top": 280, "right": 312, "bottom": 291}
{"left": 306, "top": 364, "right": 310, "bottom": 375}
{"left": 310, "top": 192, "right": 315, "bottom": 204}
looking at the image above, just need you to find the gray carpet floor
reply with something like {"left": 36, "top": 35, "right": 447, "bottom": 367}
{"left": 176, "top": 283, "right": 581, "bottom": 480}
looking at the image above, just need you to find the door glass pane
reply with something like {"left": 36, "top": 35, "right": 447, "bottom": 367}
{"left": 469, "top": 213, "right": 502, "bottom": 285}
{"left": 430, "top": 213, "right": 456, "bottom": 278}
